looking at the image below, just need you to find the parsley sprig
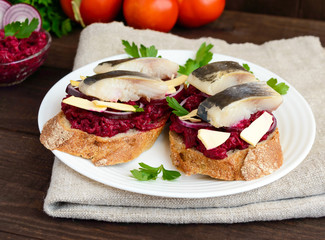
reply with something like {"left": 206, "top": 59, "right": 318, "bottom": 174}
{"left": 242, "top": 63, "right": 289, "bottom": 95}
{"left": 122, "top": 40, "right": 161, "bottom": 58}
{"left": 166, "top": 97, "right": 189, "bottom": 116}
{"left": 267, "top": 78, "right": 290, "bottom": 95}
{"left": 134, "top": 105, "right": 144, "bottom": 112}
{"left": 242, "top": 63, "right": 253, "bottom": 74}
{"left": 4, "top": 18, "right": 39, "bottom": 39}
{"left": 10, "top": 0, "right": 72, "bottom": 37}
{"left": 178, "top": 42, "right": 214, "bottom": 75}
{"left": 131, "top": 162, "right": 181, "bottom": 181}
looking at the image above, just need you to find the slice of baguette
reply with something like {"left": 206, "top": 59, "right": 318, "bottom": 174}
{"left": 40, "top": 111, "right": 166, "bottom": 166}
{"left": 169, "top": 128, "right": 283, "bottom": 181}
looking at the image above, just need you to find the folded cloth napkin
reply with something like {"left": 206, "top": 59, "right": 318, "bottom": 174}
{"left": 44, "top": 22, "right": 325, "bottom": 224}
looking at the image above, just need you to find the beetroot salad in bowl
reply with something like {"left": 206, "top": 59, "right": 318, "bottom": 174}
{"left": 0, "top": 1, "right": 51, "bottom": 86}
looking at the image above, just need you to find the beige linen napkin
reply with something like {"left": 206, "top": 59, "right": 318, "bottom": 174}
{"left": 44, "top": 22, "right": 325, "bottom": 224}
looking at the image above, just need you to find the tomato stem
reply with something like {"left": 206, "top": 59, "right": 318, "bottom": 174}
{"left": 71, "top": 0, "right": 85, "bottom": 27}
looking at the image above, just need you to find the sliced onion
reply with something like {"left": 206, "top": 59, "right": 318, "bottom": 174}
{"left": 268, "top": 113, "right": 277, "bottom": 133}
{"left": 66, "top": 84, "right": 98, "bottom": 101}
{"left": 0, "top": 0, "right": 11, "bottom": 29}
{"left": 177, "top": 94, "right": 213, "bottom": 129}
{"left": 175, "top": 115, "right": 211, "bottom": 129}
{"left": 2, "top": 3, "right": 42, "bottom": 31}
{"left": 150, "top": 84, "right": 185, "bottom": 105}
{"left": 167, "top": 84, "right": 184, "bottom": 98}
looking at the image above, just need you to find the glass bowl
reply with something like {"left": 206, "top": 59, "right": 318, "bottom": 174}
{"left": 0, "top": 30, "right": 51, "bottom": 87}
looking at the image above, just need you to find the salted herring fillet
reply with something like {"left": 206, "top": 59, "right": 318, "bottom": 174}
{"left": 93, "top": 57, "right": 179, "bottom": 80}
{"left": 78, "top": 70, "right": 168, "bottom": 102}
{"left": 187, "top": 61, "right": 257, "bottom": 95}
{"left": 197, "top": 81, "right": 283, "bottom": 128}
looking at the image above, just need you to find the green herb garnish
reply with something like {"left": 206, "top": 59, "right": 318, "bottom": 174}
{"left": 10, "top": 0, "right": 72, "bottom": 37}
{"left": 242, "top": 63, "right": 254, "bottom": 74}
{"left": 178, "top": 42, "right": 214, "bottom": 75}
{"left": 243, "top": 63, "right": 289, "bottom": 95}
{"left": 4, "top": 18, "right": 39, "bottom": 39}
{"left": 267, "top": 78, "right": 290, "bottom": 95}
{"left": 122, "top": 40, "right": 160, "bottom": 58}
{"left": 131, "top": 162, "right": 181, "bottom": 181}
{"left": 166, "top": 96, "right": 189, "bottom": 117}
{"left": 134, "top": 105, "right": 144, "bottom": 112}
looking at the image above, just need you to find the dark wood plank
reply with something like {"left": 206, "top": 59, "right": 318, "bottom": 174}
{"left": 225, "top": 0, "right": 300, "bottom": 18}
{"left": 225, "top": 0, "right": 325, "bottom": 21}
{"left": 299, "top": 0, "right": 325, "bottom": 20}
{"left": 0, "top": 67, "right": 69, "bottom": 134}
{"left": 43, "top": 28, "right": 81, "bottom": 70}
{"left": 172, "top": 11, "right": 325, "bottom": 46}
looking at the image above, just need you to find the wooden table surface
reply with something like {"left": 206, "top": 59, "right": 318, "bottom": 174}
{"left": 1, "top": 10, "right": 325, "bottom": 240}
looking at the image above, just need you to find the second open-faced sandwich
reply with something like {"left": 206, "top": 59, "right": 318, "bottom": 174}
{"left": 168, "top": 61, "right": 284, "bottom": 181}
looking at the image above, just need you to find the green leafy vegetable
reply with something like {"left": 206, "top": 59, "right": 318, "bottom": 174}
{"left": 4, "top": 18, "right": 39, "bottom": 39}
{"left": 243, "top": 63, "right": 289, "bottom": 95}
{"left": 242, "top": 63, "right": 253, "bottom": 74}
{"left": 122, "top": 40, "right": 161, "bottom": 58}
{"left": 267, "top": 78, "right": 290, "bottom": 95}
{"left": 10, "top": 0, "right": 72, "bottom": 37}
{"left": 134, "top": 105, "right": 144, "bottom": 112}
{"left": 166, "top": 96, "right": 189, "bottom": 116}
{"left": 178, "top": 42, "right": 214, "bottom": 75}
{"left": 131, "top": 163, "right": 181, "bottom": 181}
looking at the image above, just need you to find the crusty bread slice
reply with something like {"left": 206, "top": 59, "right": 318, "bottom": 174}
{"left": 169, "top": 128, "right": 283, "bottom": 181}
{"left": 40, "top": 111, "right": 166, "bottom": 166}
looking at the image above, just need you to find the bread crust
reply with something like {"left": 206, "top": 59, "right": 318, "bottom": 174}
{"left": 169, "top": 128, "right": 283, "bottom": 180}
{"left": 40, "top": 111, "right": 166, "bottom": 166}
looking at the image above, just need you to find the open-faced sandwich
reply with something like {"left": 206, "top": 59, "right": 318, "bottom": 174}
{"left": 168, "top": 61, "right": 284, "bottom": 180}
{"left": 40, "top": 57, "right": 186, "bottom": 166}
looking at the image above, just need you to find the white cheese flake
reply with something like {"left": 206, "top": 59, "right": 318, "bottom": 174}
{"left": 93, "top": 100, "right": 137, "bottom": 112}
{"left": 70, "top": 80, "right": 80, "bottom": 87}
{"left": 240, "top": 111, "right": 273, "bottom": 146}
{"left": 62, "top": 96, "right": 107, "bottom": 112}
{"left": 179, "top": 109, "right": 201, "bottom": 122}
{"left": 197, "top": 129, "right": 231, "bottom": 150}
{"left": 164, "top": 75, "right": 187, "bottom": 87}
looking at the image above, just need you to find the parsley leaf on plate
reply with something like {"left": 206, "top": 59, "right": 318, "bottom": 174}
{"left": 5, "top": 18, "right": 39, "bottom": 39}
{"left": 166, "top": 96, "right": 189, "bottom": 117}
{"left": 131, "top": 163, "right": 181, "bottom": 181}
{"left": 162, "top": 167, "right": 181, "bottom": 181}
{"left": 178, "top": 42, "right": 214, "bottom": 75}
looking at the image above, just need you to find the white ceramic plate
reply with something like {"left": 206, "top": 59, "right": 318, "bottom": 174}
{"left": 38, "top": 50, "right": 316, "bottom": 198}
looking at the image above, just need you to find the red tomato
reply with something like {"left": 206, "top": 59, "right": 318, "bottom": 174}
{"left": 60, "top": 0, "right": 75, "bottom": 21}
{"left": 177, "top": 0, "right": 225, "bottom": 28}
{"left": 60, "top": 0, "right": 122, "bottom": 25}
{"left": 123, "top": 0, "right": 179, "bottom": 32}
{"left": 80, "top": 0, "right": 122, "bottom": 25}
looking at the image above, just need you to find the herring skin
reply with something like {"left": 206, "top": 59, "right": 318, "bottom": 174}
{"left": 187, "top": 61, "right": 257, "bottom": 95}
{"left": 78, "top": 70, "right": 168, "bottom": 102}
{"left": 197, "top": 81, "right": 283, "bottom": 128}
{"left": 93, "top": 57, "right": 179, "bottom": 80}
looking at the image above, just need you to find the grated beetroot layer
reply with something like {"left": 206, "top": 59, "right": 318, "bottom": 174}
{"left": 169, "top": 86, "right": 277, "bottom": 160}
{"left": 62, "top": 97, "right": 171, "bottom": 138}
